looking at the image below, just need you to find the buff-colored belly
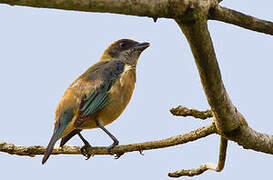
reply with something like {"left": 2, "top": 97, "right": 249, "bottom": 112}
{"left": 78, "top": 67, "right": 136, "bottom": 129}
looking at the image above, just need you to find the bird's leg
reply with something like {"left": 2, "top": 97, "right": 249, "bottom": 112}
{"left": 60, "top": 129, "right": 82, "bottom": 147}
{"left": 95, "top": 120, "right": 121, "bottom": 157}
{"left": 78, "top": 132, "right": 92, "bottom": 160}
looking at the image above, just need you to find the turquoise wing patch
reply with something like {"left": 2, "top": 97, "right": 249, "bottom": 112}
{"left": 80, "top": 82, "right": 112, "bottom": 117}
{"left": 75, "top": 60, "right": 125, "bottom": 127}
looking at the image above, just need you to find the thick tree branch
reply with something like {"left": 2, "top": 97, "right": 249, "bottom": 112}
{"left": 1, "top": 0, "right": 271, "bottom": 36}
{"left": 209, "top": 5, "right": 273, "bottom": 35}
{"left": 171, "top": 105, "right": 273, "bottom": 154}
{"left": 0, "top": 0, "right": 191, "bottom": 19}
{"left": 176, "top": 17, "right": 273, "bottom": 154}
{"left": 169, "top": 137, "right": 228, "bottom": 177}
{"left": 0, "top": 0, "right": 272, "bottom": 178}
{"left": 177, "top": 18, "right": 243, "bottom": 133}
{"left": 231, "top": 127, "right": 273, "bottom": 154}
{"left": 0, "top": 124, "right": 216, "bottom": 157}
{"left": 170, "top": 106, "right": 212, "bottom": 120}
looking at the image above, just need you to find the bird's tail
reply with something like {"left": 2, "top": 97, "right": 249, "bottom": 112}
{"left": 42, "top": 124, "right": 66, "bottom": 164}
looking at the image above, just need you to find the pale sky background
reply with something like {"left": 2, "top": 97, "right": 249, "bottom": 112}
{"left": 0, "top": 1, "right": 272, "bottom": 179}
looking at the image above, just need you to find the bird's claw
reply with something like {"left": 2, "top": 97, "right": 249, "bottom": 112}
{"left": 139, "top": 150, "right": 144, "bottom": 156}
{"left": 114, "top": 152, "right": 124, "bottom": 159}
{"left": 107, "top": 141, "right": 119, "bottom": 154}
{"left": 80, "top": 144, "right": 92, "bottom": 160}
{"left": 107, "top": 142, "right": 123, "bottom": 159}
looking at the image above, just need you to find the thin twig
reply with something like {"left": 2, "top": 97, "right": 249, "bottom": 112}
{"left": 216, "top": 136, "right": 228, "bottom": 171}
{"left": 168, "top": 136, "right": 228, "bottom": 177}
{"left": 0, "top": 124, "right": 216, "bottom": 157}
{"left": 209, "top": 5, "right": 273, "bottom": 35}
{"left": 170, "top": 106, "right": 212, "bottom": 120}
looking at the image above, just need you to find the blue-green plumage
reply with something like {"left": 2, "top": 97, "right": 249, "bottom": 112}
{"left": 76, "top": 60, "right": 125, "bottom": 126}
{"left": 43, "top": 108, "right": 74, "bottom": 163}
{"left": 42, "top": 39, "right": 149, "bottom": 164}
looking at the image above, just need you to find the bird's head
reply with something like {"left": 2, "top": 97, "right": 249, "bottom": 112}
{"left": 100, "top": 39, "right": 150, "bottom": 65}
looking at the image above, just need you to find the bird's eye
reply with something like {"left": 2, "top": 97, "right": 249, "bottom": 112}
{"left": 119, "top": 42, "right": 126, "bottom": 48}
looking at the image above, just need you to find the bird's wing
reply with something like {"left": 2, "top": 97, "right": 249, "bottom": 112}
{"left": 74, "top": 60, "right": 125, "bottom": 127}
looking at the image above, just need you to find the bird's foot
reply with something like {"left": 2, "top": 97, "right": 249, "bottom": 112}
{"left": 107, "top": 140, "right": 119, "bottom": 153}
{"left": 114, "top": 152, "right": 124, "bottom": 159}
{"left": 80, "top": 143, "right": 92, "bottom": 160}
{"left": 107, "top": 140, "right": 123, "bottom": 159}
{"left": 139, "top": 150, "right": 144, "bottom": 156}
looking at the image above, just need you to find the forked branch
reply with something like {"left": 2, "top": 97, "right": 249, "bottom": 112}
{"left": 0, "top": 0, "right": 272, "bottom": 178}
{"left": 176, "top": 14, "right": 273, "bottom": 154}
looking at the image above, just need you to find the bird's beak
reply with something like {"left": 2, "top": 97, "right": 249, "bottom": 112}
{"left": 133, "top": 42, "right": 150, "bottom": 51}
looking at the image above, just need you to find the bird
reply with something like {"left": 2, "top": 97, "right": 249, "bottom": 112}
{"left": 42, "top": 39, "right": 149, "bottom": 164}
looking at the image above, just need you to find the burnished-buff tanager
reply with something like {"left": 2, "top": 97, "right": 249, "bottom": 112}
{"left": 42, "top": 39, "right": 149, "bottom": 164}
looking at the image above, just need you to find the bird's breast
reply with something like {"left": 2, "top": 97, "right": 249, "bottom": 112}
{"left": 97, "top": 65, "right": 136, "bottom": 126}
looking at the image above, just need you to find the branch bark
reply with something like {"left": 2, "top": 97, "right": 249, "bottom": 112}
{"left": 0, "top": 0, "right": 190, "bottom": 19}
{"left": 176, "top": 18, "right": 243, "bottom": 133}
{"left": 0, "top": 124, "right": 216, "bottom": 157}
{"left": 0, "top": 0, "right": 273, "bottom": 177}
{"left": 169, "top": 136, "right": 228, "bottom": 177}
{"left": 209, "top": 5, "right": 273, "bottom": 35}
{"left": 176, "top": 16, "right": 273, "bottom": 154}
{"left": 170, "top": 106, "right": 212, "bottom": 120}
{"left": 1, "top": 0, "right": 272, "bottom": 36}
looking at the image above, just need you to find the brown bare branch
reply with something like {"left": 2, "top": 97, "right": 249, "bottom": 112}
{"left": 176, "top": 16, "right": 273, "bottom": 155}
{"left": 0, "top": 0, "right": 191, "bottom": 19}
{"left": 169, "top": 163, "right": 217, "bottom": 177}
{"left": 231, "top": 126, "right": 273, "bottom": 154}
{"left": 0, "top": 124, "right": 216, "bottom": 157}
{"left": 216, "top": 137, "right": 228, "bottom": 171}
{"left": 209, "top": 5, "right": 273, "bottom": 35}
{"left": 168, "top": 136, "right": 228, "bottom": 177}
{"left": 1, "top": 0, "right": 271, "bottom": 36}
{"left": 0, "top": 0, "right": 272, "bottom": 178}
{"left": 170, "top": 106, "right": 212, "bottom": 120}
{"left": 176, "top": 18, "right": 243, "bottom": 133}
